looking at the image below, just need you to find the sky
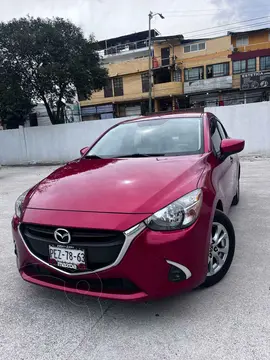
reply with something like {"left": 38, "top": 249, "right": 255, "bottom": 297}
{"left": 0, "top": 0, "right": 269, "bottom": 41}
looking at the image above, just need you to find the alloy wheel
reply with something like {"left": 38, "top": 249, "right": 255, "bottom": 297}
{"left": 207, "top": 222, "right": 229, "bottom": 276}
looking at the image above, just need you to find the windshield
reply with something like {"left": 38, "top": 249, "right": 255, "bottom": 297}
{"left": 86, "top": 117, "right": 203, "bottom": 158}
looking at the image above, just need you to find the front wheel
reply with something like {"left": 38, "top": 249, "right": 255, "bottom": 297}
{"left": 201, "top": 210, "right": 235, "bottom": 288}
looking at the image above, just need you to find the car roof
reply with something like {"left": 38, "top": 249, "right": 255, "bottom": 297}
{"left": 121, "top": 112, "right": 208, "bottom": 125}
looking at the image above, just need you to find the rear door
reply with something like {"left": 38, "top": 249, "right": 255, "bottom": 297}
{"left": 210, "top": 116, "right": 235, "bottom": 213}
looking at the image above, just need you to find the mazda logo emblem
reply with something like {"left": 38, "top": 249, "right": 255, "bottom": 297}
{"left": 54, "top": 228, "right": 71, "bottom": 244}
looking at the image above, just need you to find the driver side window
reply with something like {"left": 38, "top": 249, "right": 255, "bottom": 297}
{"left": 216, "top": 120, "right": 228, "bottom": 139}
{"left": 210, "top": 117, "right": 226, "bottom": 156}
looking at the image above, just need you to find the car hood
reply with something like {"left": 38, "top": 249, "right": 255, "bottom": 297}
{"left": 27, "top": 156, "right": 207, "bottom": 214}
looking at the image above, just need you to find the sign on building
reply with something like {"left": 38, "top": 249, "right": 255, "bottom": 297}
{"left": 240, "top": 71, "right": 270, "bottom": 91}
{"left": 184, "top": 76, "right": 232, "bottom": 94}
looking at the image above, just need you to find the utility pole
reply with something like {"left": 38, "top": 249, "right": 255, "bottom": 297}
{"left": 148, "top": 12, "right": 153, "bottom": 115}
{"left": 148, "top": 11, "right": 164, "bottom": 114}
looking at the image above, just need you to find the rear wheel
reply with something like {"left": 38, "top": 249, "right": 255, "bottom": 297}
{"left": 201, "top": 210, "right": 235, "bottom": 288}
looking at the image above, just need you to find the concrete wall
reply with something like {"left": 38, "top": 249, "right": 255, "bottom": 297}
{"left": 1, "top": 102, "right": 270, "bottom": 165}
{"left": 205, "top": 101, "right": 270, "bottom": 155}
{"left": 0, "top": 117, "right": 131, "bottom": 165}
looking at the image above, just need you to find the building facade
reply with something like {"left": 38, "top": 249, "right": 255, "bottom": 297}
{"left": 80, "top": 28, "right": 270, "bottom": 120}
{"left": 80, "top": 30, "right": 159, "bottom": 120}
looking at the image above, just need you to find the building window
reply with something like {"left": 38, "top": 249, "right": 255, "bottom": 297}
{"left": 236, "top": 36, "right": 249, "bottom": 47}
{"left": 173, "top": 69, "right": 182, "bottom": 82}
{"left": 141, "top": 72, "right": 149, "bottom": 93}
{"left": 113, "top": 77, "right": 124, "bottom": 96}
{"left": 184, "top": 67, "right": 204, "bottom": 82}
{"left": 233, "top": 58, "right": 256, "bottom": 74}
{"left": 206, "top": 63, "right": 229, "bottom": 78}
{"left": 247, "top": 58, "right": 256, "bottom": 72}
{"left": 161, "top": 47, "right": 170, "bottom": 66}
{"left": 260, "top": 56, "right": 270, "bottom": 71}
{"left": 233, "top": 60, "right": 246, "bottom": 74}
{"left": 104, "top": 77, "right": 124, "bottom": 97}
{"left": 153, "top": 68, "right": 171, "bottom": 84}
{"left": 104, "top": 80, "right": 113, "bottom": 98}
{"left": 184, "top": 42, "right": 206, "bottom": 53}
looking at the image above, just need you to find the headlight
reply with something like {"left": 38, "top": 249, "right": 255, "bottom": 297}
{"left": 15, "top": 190, "right": 29, "bottom": 218}
{"left": 145, "top": 189, "right": 203, "bottom": 231}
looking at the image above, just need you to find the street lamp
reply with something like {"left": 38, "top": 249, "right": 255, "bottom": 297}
{"left": 148, "top": 11, "right": 165, "bottom": 114}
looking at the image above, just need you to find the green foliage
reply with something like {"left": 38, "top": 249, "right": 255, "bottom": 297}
{"left": 0, "top": 65, "right": 34, "bottom": 129}
{"left": 0, "top": 16, "right": 108, "bottom": 125}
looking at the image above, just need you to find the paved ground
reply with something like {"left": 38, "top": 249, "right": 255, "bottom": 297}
{"left": 1, "top": 160, "right": 270, "bottom": 360}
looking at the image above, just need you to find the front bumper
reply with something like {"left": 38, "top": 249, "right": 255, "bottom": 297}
{"left": 12, "top": 207, "right": 211, "bottom": 301}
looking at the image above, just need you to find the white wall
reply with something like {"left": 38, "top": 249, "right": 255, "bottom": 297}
{"left": 0, "top": 102, "right": 270, "bottom": 165}
{"left": 0, "top": 127, "right": 28, "bottom": 165}
{"left": 0, "top": 117, "right": 130, "bottom": 165}
{"left": 205, "top": 102, "right": 270, "bottom": 155}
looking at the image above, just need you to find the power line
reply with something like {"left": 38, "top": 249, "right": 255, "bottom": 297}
{"left": 185, "top": 21, "right": 270, "bottom": 39}
{"left": 165, "top": 9, "right": 270, "bottom": 17}
{"left": 164, "top": 6, "right": 270, "bottom": 14}
{"left": 183, "top": 16, "right": 270, "bottom": 35}
{"left": 165, "top": 14, "right": 223, "bottom": 18}
{"left": 164, "top": 9, "right": 226, "bottom": 13}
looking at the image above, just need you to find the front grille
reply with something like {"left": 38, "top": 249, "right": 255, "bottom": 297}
{"left": 20, "top": 223, "right": 126, "bottom": 273}
{"left": 23, "top": 264, "right": 140, "bottom": 294}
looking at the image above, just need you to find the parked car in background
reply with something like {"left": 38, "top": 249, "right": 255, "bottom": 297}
{"left": 12, "top": 112, "right": 245, "bottom": 300}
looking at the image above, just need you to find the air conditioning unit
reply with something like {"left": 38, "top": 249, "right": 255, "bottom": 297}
{"left": 230, "top": 45, "right": 239, "bottom": 53}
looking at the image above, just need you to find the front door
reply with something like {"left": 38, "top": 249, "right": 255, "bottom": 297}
{"left": 210, "top": 117, "right": 235, "bottom": 214}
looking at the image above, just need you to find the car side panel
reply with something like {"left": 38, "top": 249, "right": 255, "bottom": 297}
{"left": 211, "top": 156, "right": 235, "bottom": 215}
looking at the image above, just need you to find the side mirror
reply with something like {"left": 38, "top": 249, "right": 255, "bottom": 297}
{"left": 80, "top": 146, "right": 90, "bottom": 157}
{"left": 220, "top": 139, "right": 245, "bottom": 156}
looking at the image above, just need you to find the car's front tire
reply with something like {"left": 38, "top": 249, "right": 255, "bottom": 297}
{"left": 201, "top": 210, "right": 235, "bottom": 288}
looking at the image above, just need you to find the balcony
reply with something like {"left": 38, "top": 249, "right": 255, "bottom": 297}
{"left": 152, "top": 55, "right": 177, "bottom": 69}
{"left": 98, "top": 39, "right": 150, "bottom": 63}
{"left": 184, "top": 76, "right": 233, "bottom": 94}
{"left": 153, "top": 82, "right": 183, "bottom": 97}
{"left": 234, "top": 42, "right": 270, "bottom": 53}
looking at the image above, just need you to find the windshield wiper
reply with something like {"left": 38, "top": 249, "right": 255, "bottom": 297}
{"left": 84, "top": 154, "right": 103, "bottom": 159}
{"left": 118, "top": 153, "right": 165, "bottom": 158}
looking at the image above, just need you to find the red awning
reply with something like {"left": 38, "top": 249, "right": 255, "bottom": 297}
{"left": 229, "top": 48, "right": 270, "bottom": 61}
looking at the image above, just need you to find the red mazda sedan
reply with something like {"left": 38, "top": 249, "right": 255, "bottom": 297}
{"left": 12, "top": 113, "right": 245, "bottom": 300}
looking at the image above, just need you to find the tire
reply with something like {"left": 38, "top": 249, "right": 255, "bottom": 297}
{"left": 201, "top": 210, "right": 235, "bottom": 288}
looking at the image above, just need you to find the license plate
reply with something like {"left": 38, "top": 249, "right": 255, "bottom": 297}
{"left": 49, "top": 245, "right": 86, "bottom": 270}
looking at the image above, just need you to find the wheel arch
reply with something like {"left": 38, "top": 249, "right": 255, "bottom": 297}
{"left": 216, "top": 200, "right": 224, "bottom": 212}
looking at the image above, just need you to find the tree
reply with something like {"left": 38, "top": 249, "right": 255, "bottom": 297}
{"left": 0, "top": 65, "right": 34, "bottom": 129}
{"left": 0, "top": 17, "right": 108, "bottom": 125}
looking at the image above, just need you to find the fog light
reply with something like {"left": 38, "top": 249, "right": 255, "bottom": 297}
{"left": 168, "top": 265, "right": 187, "bottom": 282}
